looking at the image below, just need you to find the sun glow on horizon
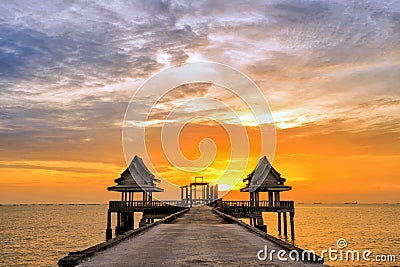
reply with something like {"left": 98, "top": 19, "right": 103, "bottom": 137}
{"left": 0, "top": 1, "right": 399, "bottom": 204}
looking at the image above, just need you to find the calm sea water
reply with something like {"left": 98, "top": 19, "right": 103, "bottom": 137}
{"left": 263, "top": 204, "right": 400, "bottom": 267}
{"left": 0, "top": 204, "right": 399, "bottom": 266}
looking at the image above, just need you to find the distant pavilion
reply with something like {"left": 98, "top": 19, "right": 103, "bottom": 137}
{"left": 106, "top": 155, "right": 165, "bottom": 239}
{"left": 240, "top": 156, "right": 294, "bottom": 238}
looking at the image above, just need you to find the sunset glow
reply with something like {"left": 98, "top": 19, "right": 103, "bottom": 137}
{"left": 0, "top": 1, "right": 399, "bottom": 204}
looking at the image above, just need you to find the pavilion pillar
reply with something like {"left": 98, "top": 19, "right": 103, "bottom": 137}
{"left": 149, "top": 192, "right": 153, "bottom": 205}
{"left": 141, "top": 192, "right": 147, "bottom": 223}
{"left": 131, "top": 192, "right": 136, "bottom": 225}
{"left": 190, "top": 184, "right": 193, "bottom": 207}
{"left": 206, "top": 184, "right": 210, "bottom": 204}
{"left": 143, "top": 191, "right": 147, "bottom": 205}
{"left": 149, "top": 191, "right": 153, "bottom": 223}
{"left": 277, "top": 212, "right": 282, "bottom": 235}
{"left": 180, "top": 187, "right": 184, "bottom": 202}
{"left": 212, "top": 185, "right": 216, "bottom": 204}
{"left": 255, "top": 192, "right": 260, "bottom": 207}
{"left": 210, "top": 185, "right": 215, "bottom": 207}
{"left": 283, "top": 212, "right": 288, "bottom": 238}
{"left": 185, "top": 186, "right": 189, "bottom": 206}
{"left": 194, "top": 184, "right": 197, "bottom": 205}
{"left": 268, "top": 191, "right": 273, "bottom": 207}
{"left": 275, "top": 191, "right": 281, "bottom": 207}
{"left": 255, "top": 191, "right": 264, "bottom": 228}
{"left": 202, "top": 185, "right": 206, "bottom": 204}
{"left": 106, "top": 209, "right": 112, "bottom": 240}
{"left": 290, "top": 211, "right": 295, "bottom": 240}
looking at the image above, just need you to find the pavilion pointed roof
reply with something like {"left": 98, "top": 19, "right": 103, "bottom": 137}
{"left": 108, "top": 155, "right": 164, "bottom": 192}
{"left": 240, "top": 156, "right": 291, "bottom": 192}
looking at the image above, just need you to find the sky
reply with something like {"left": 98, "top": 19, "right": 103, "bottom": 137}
{"left": 0, "top": 0, "right": 399, "bottom": 203}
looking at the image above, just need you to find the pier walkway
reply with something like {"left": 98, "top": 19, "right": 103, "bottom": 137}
{"left": 77, "top": 206, "right": 326, "bottom": 267}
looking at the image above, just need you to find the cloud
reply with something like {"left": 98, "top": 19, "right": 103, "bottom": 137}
{"left": 0, "top": 1, "right": 207, "bottom": 92}
{"left": 276, "top": 119, "right": 400, "bottom": 156}
{"left": 0, "top": 160, "right": 120, "bottom": 174}
{"left": 0, "top": 0, "right": 399, "bottom": 203}
{"left": 0, "top": 0, "right": 399, "bottom": 164}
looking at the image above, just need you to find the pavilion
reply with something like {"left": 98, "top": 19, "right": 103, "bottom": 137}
{"left": 106, "top": 155, "right": 164, "bottom": 239}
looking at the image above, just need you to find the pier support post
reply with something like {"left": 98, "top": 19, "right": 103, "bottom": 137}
{"left": 249, "top": 192, "right": 254, "bottom": 226}
{"left": 278, "top": 212, "right": 282, "bottom": 235}
{"left": 290, "top": 211, "right": 295, "bottom": 240}
{"left": 115, "top": 212, "right": 121, "bottom": 235}
{"left": 121, "top": 212, "right": 134, "bottom": 232}
{"left": 283, "top": 212, "right": 288, "bottom": 238}
{"left": 254, "top": 192, "right": 264, "bottom": 228}
{"left": 106, "top": 209, "right": 112, "bottom": 240}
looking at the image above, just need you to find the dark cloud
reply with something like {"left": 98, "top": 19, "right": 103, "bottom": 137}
{"left": 0, "top": 0, "right": 212, "bottom": 162}
{"left": 0, "top": 100, "right": 127, "bottom": 161}
{"left": 0, "top": 0, "right": 399, "bottom": 164}
{"left": 0, "top": 1, "right": 206, "bottom": 88}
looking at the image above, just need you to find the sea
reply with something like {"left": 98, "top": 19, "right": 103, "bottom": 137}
{"left": 0, "top": 204, "right": 399, "bottom": 267}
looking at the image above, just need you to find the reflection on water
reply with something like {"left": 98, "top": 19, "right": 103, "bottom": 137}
{"left": 0, "top": 204, "right": 142, "bottom": 267}
{"left": 0, "top": 204, "right": 399, "bottom": 266}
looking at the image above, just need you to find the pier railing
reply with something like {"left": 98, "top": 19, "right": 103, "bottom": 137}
{"left": 108, "top": 200, "right": 187, "bottom": 212}
{"left": 110, "top": 200, "right": 184, "bottom": 208}
{"left": 108, "top": 200, "right": 294, "bottom": 212}
{"left": 219, "top": 200, "right": 294, "bottom": 211}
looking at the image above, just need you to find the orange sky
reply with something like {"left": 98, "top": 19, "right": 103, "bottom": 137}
{"left": 0, "top": 1, "right": 399, "bottom": 204}
{"left": 1, "top": 119, "right": 398, "bottom": 203}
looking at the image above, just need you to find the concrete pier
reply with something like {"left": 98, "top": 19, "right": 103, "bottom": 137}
{"left": 76, "top": 206, "right": 327, "bottom": 267}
